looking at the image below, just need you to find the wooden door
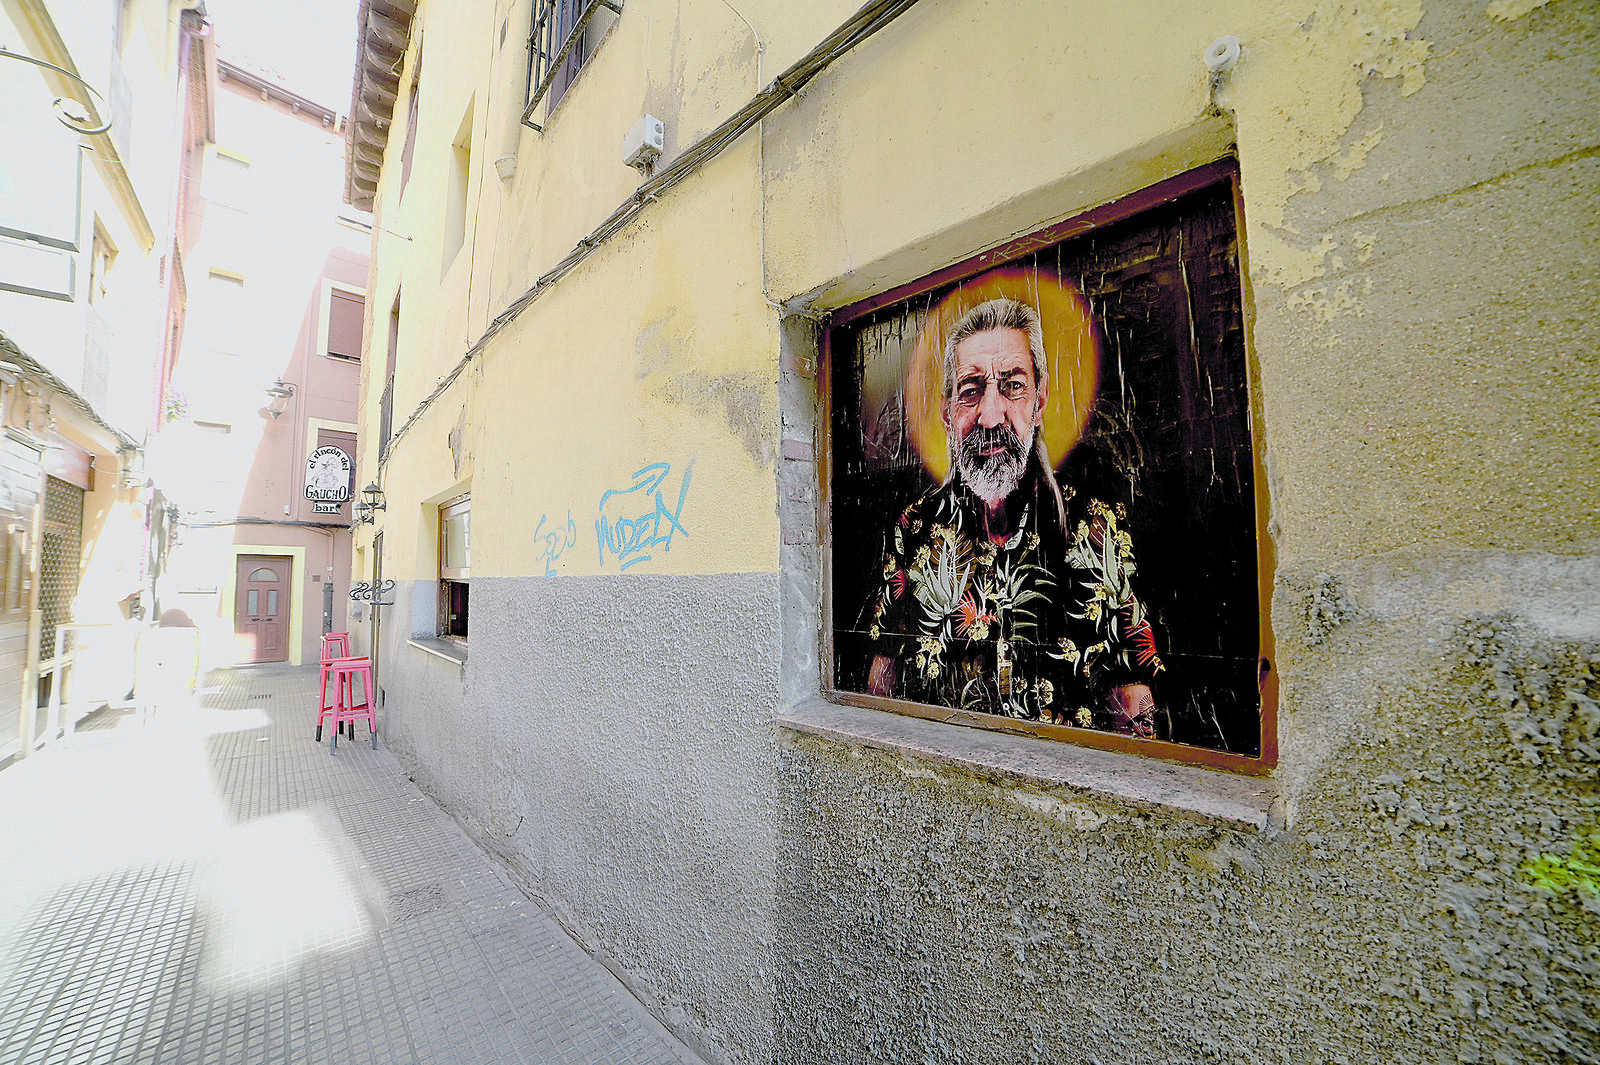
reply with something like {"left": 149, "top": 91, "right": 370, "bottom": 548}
{"left": 234, "top": 555, "right": 290, "bottom": 663}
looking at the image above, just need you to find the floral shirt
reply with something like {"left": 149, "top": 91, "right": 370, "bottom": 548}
{"left": 866, "top": 472, "right": 1163, "bottom": 727}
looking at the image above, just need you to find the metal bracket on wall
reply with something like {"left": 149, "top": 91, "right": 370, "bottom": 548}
{"left": 349, "top": 579, "right": 396, "bottom": 607}
{"left": 0, "top": 46, "right": 113, "bottom": 134}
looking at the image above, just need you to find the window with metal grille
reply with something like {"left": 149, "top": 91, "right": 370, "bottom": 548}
{"left": 38, "top": 476, "right": 84, "bottom": 660}
{"left": 379, "top": 381, "right": 395, "bottom": 463}
{"left": 380, "top": 292, "right": 399, "bottom": 462}
{"left": 522, "top": 0, "right": 620, "bottom": 131}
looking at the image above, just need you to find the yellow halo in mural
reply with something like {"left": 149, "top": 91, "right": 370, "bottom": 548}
{"left": 905, "top": 267, "right": 1101, "bottom": 483}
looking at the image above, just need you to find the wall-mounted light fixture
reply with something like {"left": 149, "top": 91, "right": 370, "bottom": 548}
{"left": 264, "top": 378, "right": 295, "bottom": 419}
{"left": 355, "top": 481, "right": 385, "bottom": 524}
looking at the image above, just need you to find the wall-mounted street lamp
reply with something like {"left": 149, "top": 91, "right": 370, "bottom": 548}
{"left": 354, "top": 481, "right": 385, "bottom": 525}
{"left": 264, "top": 378, "right": 295, "bottom": 419}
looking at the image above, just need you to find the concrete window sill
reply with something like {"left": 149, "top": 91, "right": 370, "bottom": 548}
{"left": 407, "top": 636, "right": 468, "bottom": 666}
{"left": 779, "top": 697, "right": 1277, "bottom": 830}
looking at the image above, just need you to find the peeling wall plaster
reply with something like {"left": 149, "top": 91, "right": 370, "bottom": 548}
{"left": 1486, "top": 0, "right": 1556, "bottom": 21}
{"left": 1229, "top": 1, "right": 1429, "bottom": 289}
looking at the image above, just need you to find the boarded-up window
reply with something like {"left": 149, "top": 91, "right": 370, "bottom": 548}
{"left": 327, "top": 289, "right": 364, "bottom": 360}
{"left": 827, "top": 164, "right": 1273, "bottom": 774}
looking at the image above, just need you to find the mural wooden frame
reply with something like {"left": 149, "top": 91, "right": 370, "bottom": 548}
{"left": 819, "top": 160, "right": 1279, "bottom": 776}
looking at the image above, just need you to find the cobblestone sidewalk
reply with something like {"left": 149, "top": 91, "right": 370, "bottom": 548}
{"left": 0, "top": 665, "right": 702, "bottom": 1065}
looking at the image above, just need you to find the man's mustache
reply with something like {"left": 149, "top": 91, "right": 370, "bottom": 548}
{"left": 959, "top": 424, "right": 1026, "bottom": 466}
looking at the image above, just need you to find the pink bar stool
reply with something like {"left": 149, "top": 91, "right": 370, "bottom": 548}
{"left": 316, "top": 633, "right": 353, "bottom": 741}
{"left": 325, "top": 656, "right": 376, "bottom": 751}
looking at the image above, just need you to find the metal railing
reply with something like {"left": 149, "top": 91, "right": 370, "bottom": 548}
{"left": 379, "top": 378, "right": 394, "bottom": 463}
{"left": 521, "top": 0, "right": 621, "bottom": 131}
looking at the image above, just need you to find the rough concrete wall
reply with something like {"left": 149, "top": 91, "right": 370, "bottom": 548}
{"left": 376, "top": 582, "right": 476, "bottom": 798}
{"left": 379, "top": 574, "right": 783, "bottom": 1065}
{"left": 778, "top": 558, "right": 1597, "bottom": 1064}
{"left": 1242, "top": 0, "right": 1598, "bottom": 556}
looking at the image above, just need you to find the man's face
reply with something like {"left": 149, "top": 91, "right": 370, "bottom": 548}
{"left": 944, "top": 327, "right": 1045, "bottom": 505}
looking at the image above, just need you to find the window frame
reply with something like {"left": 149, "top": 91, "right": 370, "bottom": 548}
{"left": 399, "top": 56, "right": 421, "bottom": 196}
{"left": 88, "top": 219, "right": 116, "bottom": 305}
{"left": 521, "top": 0, "right": 622, "bottom": 131}
{"left": 438, "top": 492, "right": 470, "bottom": 641}
{"left": 2, "top": 523, "right": 25, "bottom": 613}
{"left": 818, "top": 160, "right": 1277, "bottom": 777}
{"left": 442, "top": 104, "right": 473, "bottom": 272}
{"left": 318, "top": 280, "right": 367, "bottom": 363}
{"left": 206, "top": 146, "right": 253, "bottom": 213}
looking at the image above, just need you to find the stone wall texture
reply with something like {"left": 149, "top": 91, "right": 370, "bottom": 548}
{"left": 380, "top": 575, "right": 783, "bottom": 1065}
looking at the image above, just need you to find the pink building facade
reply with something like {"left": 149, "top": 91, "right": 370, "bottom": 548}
{"left": 153, "top": 46, "right": 370, "bottom": 669}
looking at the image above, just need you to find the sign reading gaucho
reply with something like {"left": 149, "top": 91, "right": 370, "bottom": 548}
{"left": 304, "top": 445, "right": 353, "bottom": 502}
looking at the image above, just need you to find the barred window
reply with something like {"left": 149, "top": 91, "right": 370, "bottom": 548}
{"left": 522, "top": 0, "right": 620, "bottom": 131}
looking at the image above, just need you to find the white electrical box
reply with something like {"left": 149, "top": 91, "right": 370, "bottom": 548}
{"left": 622, "top": 114, "right": 665, "bottom": 169}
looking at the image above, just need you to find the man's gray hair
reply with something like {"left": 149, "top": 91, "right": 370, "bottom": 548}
{"left": 940, "top": 297, "right": 1068, "bottom": 527}
{"left": 942, "top": 298, "right": 1048, "bottom": 401}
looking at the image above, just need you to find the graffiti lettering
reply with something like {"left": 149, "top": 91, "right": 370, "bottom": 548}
{"left": 595, "top": 461, "right": 693, "bottom": 571}
{"left": 534, "top": 510, "right": 578, "bottom": 577}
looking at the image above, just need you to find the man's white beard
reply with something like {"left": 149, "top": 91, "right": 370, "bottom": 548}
{"left": 955, "top": 423, "right": 1032, "bottom": 508}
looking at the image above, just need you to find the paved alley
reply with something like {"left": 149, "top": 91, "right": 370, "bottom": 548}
{"left": 0, "top": 665, "right": 701, "bottom": 1065}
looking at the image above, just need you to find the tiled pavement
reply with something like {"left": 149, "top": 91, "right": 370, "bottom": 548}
{"left": 0, "top": 665, "right": 702, "bottom": 1065}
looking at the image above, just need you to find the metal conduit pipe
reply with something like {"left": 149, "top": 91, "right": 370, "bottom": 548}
{"left": 383, "top": 0, "right": 924, "bottom": 460}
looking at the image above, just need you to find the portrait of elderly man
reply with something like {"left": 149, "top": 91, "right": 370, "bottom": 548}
{"left": 864, "top": 297, "right": 1164, "bottom": 737}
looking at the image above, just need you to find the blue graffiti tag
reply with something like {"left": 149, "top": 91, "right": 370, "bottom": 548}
{"left": 595, "top": 461, "right": 693, "bottom": 571}
{"left": 533, "top": 510, "right": 578, "bottom": 577}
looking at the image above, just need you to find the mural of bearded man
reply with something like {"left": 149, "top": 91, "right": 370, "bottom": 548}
{"left": 864, "top": 298, "right": 1164, "bottom": 737}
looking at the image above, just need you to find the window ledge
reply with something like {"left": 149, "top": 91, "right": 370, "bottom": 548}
{"left": 778, "top": 697, "right": 1277, "bottom": 830}
{"left": 407, "top": 636, "right": 467, "bottom": 666}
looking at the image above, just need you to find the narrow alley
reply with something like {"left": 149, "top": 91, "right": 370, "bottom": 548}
{"left": 0, "top": 666, "right": 699, "bottom": 1065}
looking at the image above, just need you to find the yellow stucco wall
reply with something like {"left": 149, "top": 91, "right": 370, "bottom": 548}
{"left": 360, "top": 0, "right": 783, "bottom": 581}
{"left": 357, "top": 0, "right": 1596, "bottom": 574}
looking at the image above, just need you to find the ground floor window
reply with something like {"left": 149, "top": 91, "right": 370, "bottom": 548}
{"left": 439, "top": 493, "right": 470, "bottom": 639}
{"left": 826, "top": 162, "right": 1274, "bottom": 772}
